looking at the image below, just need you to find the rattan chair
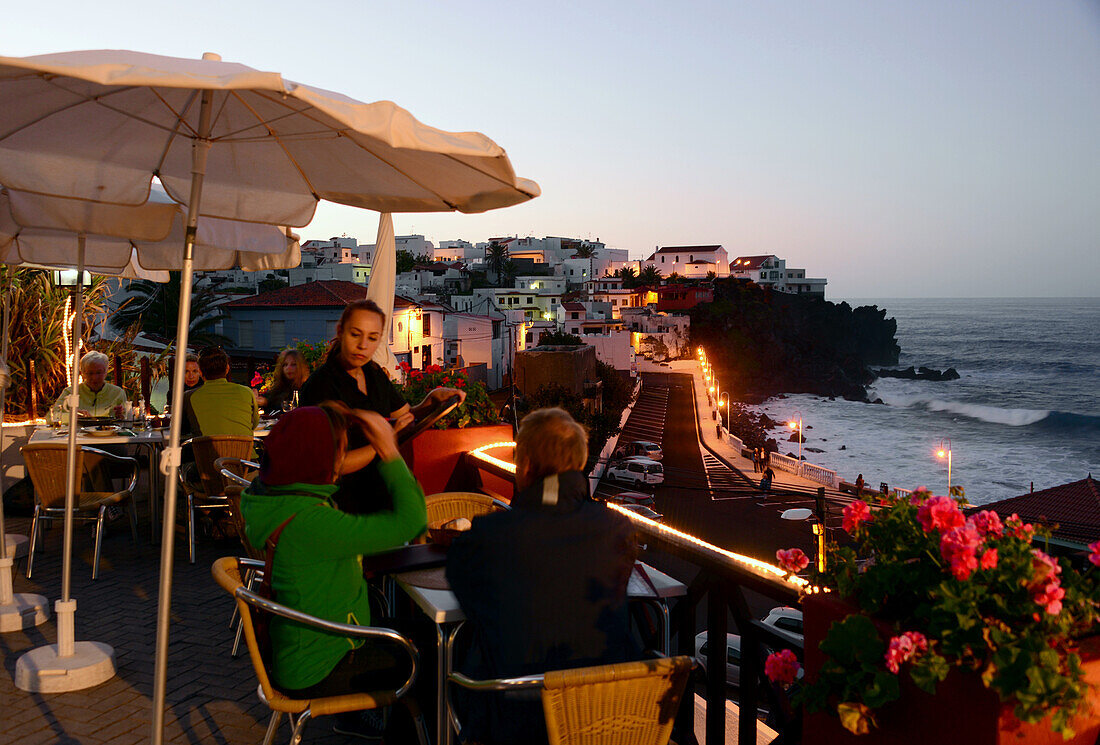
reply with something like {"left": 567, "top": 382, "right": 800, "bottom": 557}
{"left": 180, "top": 436, "right": 261, "bottom": 563}
{"left": 450, "top": 655, "right": 693, "bottom": 745}
{"left": 425, "top": 491, "right": 509, "bottom": 526}
{"left": 211, "top": 557, "right": 430, "bottom": 745}
{"left": 22, "top": 442, "right": 139, "bottom": 580}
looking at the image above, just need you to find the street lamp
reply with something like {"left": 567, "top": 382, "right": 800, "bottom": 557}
{"left": 937, "top": 439, "right": 953, "bottom": 495}
{"left": 719, "top": 391, "right": 730, "bottom": 429}
{"left": 781, "top": 507, "right": 826, "bottom": 573}
{"left": 787, "top": 411, "right": 803, "bottom": 462}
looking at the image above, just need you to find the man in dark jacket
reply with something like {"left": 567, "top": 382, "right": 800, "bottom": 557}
{"left": 446, "top": 408, "right": 639, "bottom": 745}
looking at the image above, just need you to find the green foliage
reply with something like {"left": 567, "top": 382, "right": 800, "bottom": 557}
{"left": 800, "top": 492, "right": 1100, "bottom": 737}
{"left": 258, "top": 277, "right": 289, "bottom": 294}
{"left": 109, "top": 271, "right": 229, "bottom": 346}
{"left": 637, "top": 265, "right": 662, "bottom": 285}
{"left": 394, "top": 362, "right": 499, "bottom": 429}
{"left": 613, "top": 266, "right": 638, "bottom": 288}
{"left": 485, "top": 241, "right": 512, "bottom": 287}
{"left": 395, "top": 250, "right": 434, "bottom": 274}
{"left": 537, "top": 330, "right": 583, "bottom": 346}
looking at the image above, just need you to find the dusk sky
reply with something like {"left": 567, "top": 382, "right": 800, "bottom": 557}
{"left": 6, "top": 1, "right": 1099, "bottom": 298}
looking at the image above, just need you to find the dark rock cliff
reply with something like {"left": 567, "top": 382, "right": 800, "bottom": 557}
{"left": 689, "top": 279, "right": 900, "bottom": 401}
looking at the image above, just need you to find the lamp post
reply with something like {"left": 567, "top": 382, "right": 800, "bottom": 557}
{"left": 719, "top": 391, "right": 730, "bottom": 430}
{"left": 781, "top": 506, "right": 826, "bottom": 573}
{"left": 937, "top": 439, "right": 953, "bottom": 495}
{"left": 787, "top": 410, "right": 803, "bottom": 463}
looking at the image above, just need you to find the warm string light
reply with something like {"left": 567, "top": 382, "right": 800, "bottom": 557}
{"left": 468, "top": 441, "right": 517, "bottom": 474}
{"left": 61, "top": 293, "right": 84, "bottom": 387}
{"left": 606, "top": 502, "right": 809, "bottom": 590}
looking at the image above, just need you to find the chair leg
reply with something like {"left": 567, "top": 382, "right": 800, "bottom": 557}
{"left": 403, "top": 697, "right": 432, "bottom": 745}
{"left": 26, "top": 506, "right": 40, "bottom": 579}
{"left": 289, "top": 710, "right": 311, "bottom": 745}
{"left": 92, "top": 505, "right": 106, "bottom": 580}
{"left": 187, "top": 494, "right": 196, "bottom": 564}
{"left": 128, "top": 497, "right": 139, "bottom": 542}
{"left": 261, "top": 711, "right": 283, "bottom": 745}
{"left": 230, "top": 615, "right": 245, "bottom": 658}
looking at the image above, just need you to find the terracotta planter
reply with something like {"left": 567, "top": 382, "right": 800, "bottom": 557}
{"left": 803, "top": 594, "right": 1100, "bottom": 745}
{"left": 400, "top": 424, "right": 514, "bottom": 499}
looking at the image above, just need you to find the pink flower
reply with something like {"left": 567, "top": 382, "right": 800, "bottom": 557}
{"left": 250, "top": 371, "right": 263, "bottom": 388}
{"left": 940, "top": 522, "right": 982, "bottom": 580}
{"left": 908, "top": 486, "right": 932, "bottom": 506}
{"left": 1005, "top": 513, "right": 1034, "bottom": 541}
{"left": 884, "top": 631, "right": 929, "bottom": 673}
{"left": 764, "top": 649, "right": 802, "bottom": 685}
{"left": 776, "top": 548, "right": 810, "bottom": 574}
{"left": 1089, "top": 540, "right": 1100, "bottom": 568}
{"left": 972, "top": 510, "right": 1004, "bottom": 539}
{"left": 843, "top": 500, "right": 872, "bottom": 533}
{"left": 1028, "top": 549, "right": 1064, "bottom": 616}
{"left": 979, "top": 548, "right": 998, "bottom": 570}
{"left": 917, "top": 496, "right": 965, "bottom": 533}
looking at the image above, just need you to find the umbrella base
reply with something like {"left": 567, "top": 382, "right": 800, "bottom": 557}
{"left": 15, "top": 641, "right": 115, "bottom": 692}
{"left": 4, "top": 533, "right": 29, "bottom": 558}
{"left": 0, "top": 594, "right": 49, "bottom": 632}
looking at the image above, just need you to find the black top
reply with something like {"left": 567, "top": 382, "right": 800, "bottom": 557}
{"left": 446, "top": 471, "right": 639, "bottom": 745}
{"left": 298, "top": 356, "right": 408, "bottom": 514}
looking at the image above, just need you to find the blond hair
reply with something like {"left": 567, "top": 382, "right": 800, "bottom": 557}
{"left": 516, "top": 408, "right": 588, "bottom": 485}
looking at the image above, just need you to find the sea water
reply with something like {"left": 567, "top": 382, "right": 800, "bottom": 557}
{"left": 749, "top": 298, "right": 1100, "bottom": 505}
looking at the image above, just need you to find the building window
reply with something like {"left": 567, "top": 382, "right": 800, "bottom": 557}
{"left": 239, "top": 320, "right": 254, "bottom": 348}
{"left": 270, "top": 320, "right": 285, "bottom": 348}
{"left": 423, "top": 313, "right": 431, "bottom": 336}
{"left": 398, "top": 320, "right": 404, "bottom": 333}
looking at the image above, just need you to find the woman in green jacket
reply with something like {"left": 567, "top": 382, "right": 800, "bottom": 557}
{"left": 239, "top": 402, "right": 427, "bottom": 703}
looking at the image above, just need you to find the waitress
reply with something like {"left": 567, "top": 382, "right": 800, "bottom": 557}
{"left": 299, "top": 298, "right": 464, "bottom": 514}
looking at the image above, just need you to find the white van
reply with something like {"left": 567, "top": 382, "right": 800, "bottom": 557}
{"left": 607, "top": 457, "right": 665, "bottom": 486}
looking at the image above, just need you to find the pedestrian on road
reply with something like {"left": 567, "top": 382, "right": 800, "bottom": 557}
{"left": 855, "top": 473, "right": 865, "bottom": 497}
{"left": 760, "top": 466, "right": 775, "bottom": 493}
{"left": 752, "top": 447, "right": 761, "bottom": 473}
{"left": 762, "top": 448, "right": 771, "bottom": 470}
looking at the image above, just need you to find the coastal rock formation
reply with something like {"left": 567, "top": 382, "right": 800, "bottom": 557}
{"left": 875, "top": 366, "right": 960, "bottom": 381}
{"left": 691, "top": 279, "right": 900, "bottom": 401}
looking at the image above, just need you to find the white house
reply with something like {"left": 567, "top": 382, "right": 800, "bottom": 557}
{"left": 434, "top": 239, "right": 480, "bottom": 263}
{"left": 730, "top": 255, "right": 827, "bottom": 298}
{"left": 642, "top": 245, "right": 729, "bottom": 278}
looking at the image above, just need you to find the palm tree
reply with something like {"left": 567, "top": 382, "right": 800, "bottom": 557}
{"left": 485, "top": 241, "right": 511, "bottom": 287}
{"left": 110, "top": 271, "right": 228, "bottom": 346}
{"left": 706, "top": 270, "right": 718, "bottom": 281}
{"left": 614, "top": 266, "right": 637, "bottom": 288}
{"left": 667, "top": 271, "right": 683, "bottom": 284}
{"left": 574, "top": 243, "right": 598, "bottom": 259}
{"left": 637, "top": 265, "right": 663, "bottom": 286}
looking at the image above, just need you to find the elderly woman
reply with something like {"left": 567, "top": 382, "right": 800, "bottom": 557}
{"left": 240, "top": 402, "right": 427, "bottom": 739}
{"left": 257, "top": 348, "right": 309, "bottom": 415}
{"left": 49, "top": 350, "right": 128, "bottom": 422}
{"left": 299, "top": 298, "right": 464, "bottom": 515}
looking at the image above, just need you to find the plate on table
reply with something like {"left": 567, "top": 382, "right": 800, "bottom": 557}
{"left": 80, "top": 425, "right": 120, "bottom": 437}
{"left": 78, "top": 415, "right": 115, "bottom": 427}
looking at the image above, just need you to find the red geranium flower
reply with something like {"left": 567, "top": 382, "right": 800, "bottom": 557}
{"left": 776, "top": 548, "right": 809, "bottom": 574}
{"left": 842, "top": 500, "right": 872, "bottom": 533}
{"left": 764, "top": 649, "right": 801, "bottom": 685}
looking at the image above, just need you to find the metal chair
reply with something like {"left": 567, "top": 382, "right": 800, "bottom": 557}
{"left": 180, "top": 436, "right": 261, "bottom": 563}
{"left": 449, "top": 655, "right": 693, "bottom": 745}
{"left": 21, "top": 442, "right": 138, "bottom": 580}
{"left": 211, "top": 556, "right": 430, "bottom": 745}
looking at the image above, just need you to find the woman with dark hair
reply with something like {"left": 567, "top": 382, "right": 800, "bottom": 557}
{"left": 299, "top": 299, "right": 464, "bottom": 514}
{"left": 258, "top": 348, "right": 310, "bottom": 414}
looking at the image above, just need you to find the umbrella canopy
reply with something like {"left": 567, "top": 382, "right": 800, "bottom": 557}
{"left": 365, "top": 213, "right": 400, "bottom": 374}
{"left": 0, "top": 49, "right": 540, "bottom": 225}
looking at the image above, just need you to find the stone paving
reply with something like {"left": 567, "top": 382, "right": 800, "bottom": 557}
{"left": 0, "top": 504, "right": 351, "bottom": 745}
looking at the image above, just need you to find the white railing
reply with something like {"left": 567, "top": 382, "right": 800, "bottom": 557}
{"left": 768, "top": 452, "right": 801, "bottom": 476}
{"left": 726, "top": 433, "right": 744, "bottom": 454}
{"left": 893, "top": 487, "right": 912, "bottom": 499}
{"left": 799, "top": 461, "right": 838, "bottom": 489}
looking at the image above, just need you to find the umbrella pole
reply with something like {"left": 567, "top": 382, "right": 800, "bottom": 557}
{"left": 0, "top": 271, "right": 47, "bottom": 632}
{"left": 15, "top": 237, "right": 113, "bottom": 688}
{"left": 151, "top": 83, "right": 214, "bottom": 745}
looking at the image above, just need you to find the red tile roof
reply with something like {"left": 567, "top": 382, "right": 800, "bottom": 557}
{"left": 982, "top": 476, "right": 1100, "bottom": 545}
{"left": 223, "top": 280, "right": 415, "bottom": 309}
{"left": 561, "top": 302, "right": 586, "bottom": 311}
{"left": 731, "top": 255, "right": 777, "bottom": 270}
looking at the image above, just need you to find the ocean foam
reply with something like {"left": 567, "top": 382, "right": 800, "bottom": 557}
{"left": 870, "top": 389, "right": 1050, "bottom": 427}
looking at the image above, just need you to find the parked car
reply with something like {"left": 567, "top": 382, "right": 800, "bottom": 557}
{"left": 609, "top": 490, "right": 655, "bottom": 508}
{"left": 616, "top": 503, "right": 663, "bottom": 522}
{"left": 607, "top": 457, "right": 664, "bottom": 486}
{"left": 694, "top": 632, "right": 742, "bottom": 687}
{"left": 762, "top": 606, "right": 804, "bottom": 644}
{"left": 615, "top": 440, "right": 663, "bottom": 461}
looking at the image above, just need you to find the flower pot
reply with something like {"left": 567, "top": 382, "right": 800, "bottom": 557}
{"left": 803, "top": 594, "right": 1100, "bottom": 745}
{"left": 400, "top": 424, "right": 514, "bottom": 499}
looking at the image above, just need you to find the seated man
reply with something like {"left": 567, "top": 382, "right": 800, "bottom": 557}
{"left": 49, "top": 350, "right": 127, "bottom": 421}
{"left": 181, "top": 346, "right": 258, "bottom": 438}
{"left": 240, "top": 403, "right": 427, "bottom": 740}
{"left": 446, "top": 407, "right": 640, "bottom": 745}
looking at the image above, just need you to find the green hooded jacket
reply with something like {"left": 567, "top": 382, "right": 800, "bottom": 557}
{"left": 239, "top": 458, "right": 427, "bottom": 690}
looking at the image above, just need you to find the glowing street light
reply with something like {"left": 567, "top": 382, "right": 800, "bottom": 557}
{"left": 937, "top": 438, "right": 953, "bottom": 495}
{"left": 719, "top": 391, "right": 730, "bottom": 430}
{"left": 787, "top": 411, "right": 803, "bottom": 463}
{"left": 781, "top": 507, "right": 826, "bottom": 573}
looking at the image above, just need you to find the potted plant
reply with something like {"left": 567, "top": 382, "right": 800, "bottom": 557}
{"left": 766, "top": 489, "right": 1100, "bottom": 743}
{"left": 394, "top": 362, "right": 512, "bottom": 498}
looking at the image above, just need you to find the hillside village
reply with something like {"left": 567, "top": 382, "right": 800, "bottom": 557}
{"left": 110, "top": 234, "right": 827, "bottom": 392}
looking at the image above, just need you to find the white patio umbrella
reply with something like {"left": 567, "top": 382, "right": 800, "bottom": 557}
{"left": 0, "top": 184, "right": 299, "bottom": 692}
{"left": 0, "top": 48, "right": 538, "bottom": 743}
{"left": 365, "top": 213, "right": 400, "bottom": 374}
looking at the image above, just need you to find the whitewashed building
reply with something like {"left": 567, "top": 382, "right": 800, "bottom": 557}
{"left": 730, "top": 255, "right": 827, "bottom": 297}
{"left": 642, "top": 245, "right": 729, "bottom": 278}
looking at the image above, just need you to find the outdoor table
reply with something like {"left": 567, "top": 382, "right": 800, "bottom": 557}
{"left": 390, "top": 555, "right": 687, "bottom": 745}
{"left": 30, "top": 425, "right": 165, "bottom": 542}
